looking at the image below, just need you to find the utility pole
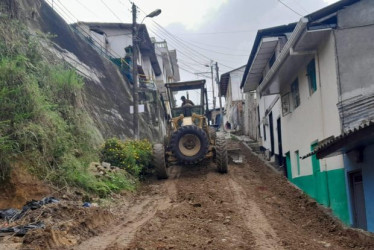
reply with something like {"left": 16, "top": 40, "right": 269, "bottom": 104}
{"left": 132, "top": 3, "right": 139, "bottom": 140}
{"left": 215, "top": 62, "right": 223, "bottom": 129}
{"left": 210, "top": 62, "right": 216, "bottom": 110}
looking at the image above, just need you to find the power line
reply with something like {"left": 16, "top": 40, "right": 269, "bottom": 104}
{"left": 178, "top": 39, "right": 250, "bottom": 53}
{"left": 290, "top": 0, "right": 309, "bottom": 14}
{"left": 161, "top": 34, "right": 249, "bottom": 57}
{"left": 100, "top": 0, "right": 124, "bottom": 22}
{"left": 174, "top": 29, "right": 258, "bottom": 35}
{"left": 48, "top": 0, "right": 125, "bottom": 60}
{"left": 137, "top": 6, "right": 240, "bottom": 70}
{"left": 147, "top": 25, "right": 209, "bottom": 67}
{"left": 75, "top": 0, "right": 100, "bottom": 18}
{"left": 278, "top": 0, "right": 303, "bottom": 17}
{"left": 150, "top": 22, "right": 240, "bottom": 70}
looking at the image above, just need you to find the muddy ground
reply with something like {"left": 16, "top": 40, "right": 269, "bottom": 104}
{"left": 1, "top": 141, "right": 374, "bottom": 249}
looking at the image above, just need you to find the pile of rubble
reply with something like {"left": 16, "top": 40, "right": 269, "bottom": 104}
{"left": 88, "top": 162, "right": 124, "bottom": 178}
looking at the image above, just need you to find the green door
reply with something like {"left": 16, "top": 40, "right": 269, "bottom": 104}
{"left": 311, "top": 142, "right": 329, "bottom": 206}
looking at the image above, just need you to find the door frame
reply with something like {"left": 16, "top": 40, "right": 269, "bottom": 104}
{"left": 276, "top": 117, "right": 283, "bottom": 166}
{"left": 269, "top": 112, "right": 275, "bottom": 156}
{"left": 348, "top": 170, "right": 367, "bottom": 230}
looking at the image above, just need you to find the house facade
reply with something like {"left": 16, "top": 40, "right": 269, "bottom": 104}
{"left": 301, "top": 0, "right": 374, "bottom": 232}
{"left": 241, "top": 23, "right": 296, "bottom": 165}
{"left": 153, "top": 40, "right": 180, "bottom": 117}
{"left": 246, "top": 0, "right": 374, "bottom": 230}
{"left": 220, "top": 66, "right": 246, "bottom": 132}
{"left": 243, "top": 91, "right": 259, "bottom": 140}
{"left": 73, "top": 22, "right": 162, "bottom": 87}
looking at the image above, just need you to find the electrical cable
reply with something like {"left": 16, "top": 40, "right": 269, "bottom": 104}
{"left": 278, "top": 0, "right": 303, "bottom": 17}
{"left": 149, "top": 24, "right": 242, "bottom": 70}
{"left": 75, "top": 0, "right": 101, "bottom": 19}
{"left": 100, "top": 0, "right": 124, "bottom": 22}
{"left": 176, "top": 38, "right": 250, "bottom": 53}
{"left": 48, "top": 0, "right": 126, "bottom": 60}
{"left": 137, "top": 6, "right": 241, "bottom": 70}
{"left": 147, "top": 25, "right": 210, "bottom": 68}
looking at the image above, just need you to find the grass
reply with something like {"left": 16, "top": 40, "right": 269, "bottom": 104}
{"left": 0, "top": 19, "right": 136, "bottom": 196}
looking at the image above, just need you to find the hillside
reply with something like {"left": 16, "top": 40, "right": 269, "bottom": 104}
{"left": 0, "top": 0, "right": 161, "bottom": 205}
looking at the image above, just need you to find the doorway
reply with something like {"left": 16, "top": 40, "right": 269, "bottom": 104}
{"left": 269, "top": 112, "right": 275, "bottom": 156}
{"left": 277, "top": 117, "right": 283, "bottom": 166}
{"left": 349, "top": 171, "right": 367, "bottom": 230}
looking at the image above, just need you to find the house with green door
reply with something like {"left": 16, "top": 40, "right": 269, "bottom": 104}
{"left": 248, "top": 0, "right": 374, "bottom": 226}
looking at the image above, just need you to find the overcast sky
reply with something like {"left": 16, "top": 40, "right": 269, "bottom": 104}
{"left": 46, "top": 0, "right": 338, "bottom": 106}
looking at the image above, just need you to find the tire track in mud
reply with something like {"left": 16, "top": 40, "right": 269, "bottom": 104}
{"left": 128, "top": 163, "right": 257, "bottom": 249}
{"left": 228, "top": 177, "right": 283, "bottom": 250}
{"left": 75, "top": 166, "right": 181, "bottom": 250}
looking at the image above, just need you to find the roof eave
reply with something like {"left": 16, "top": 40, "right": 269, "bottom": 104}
{"left": 257, "top": 18, "right": 309, "bottom": 95}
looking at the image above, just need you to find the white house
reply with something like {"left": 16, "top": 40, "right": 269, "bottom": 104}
{"left": 244, "top": 0, "right": 374, "bottom": 229}
{"left": 72, "top": 22, "right": 162, "bottom": 88}
{"left": 241, "top": 23, "right": 297, "bottom": 165}
{"left": 219, "top": 66, "right": 246, "bottom": 132}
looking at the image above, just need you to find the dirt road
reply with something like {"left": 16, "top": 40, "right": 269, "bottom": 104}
{"left": 72, "top": 142, "right": 374, "bottom": 250}
{"left": 3, "top": 141, "right": 373, "bottom": 249}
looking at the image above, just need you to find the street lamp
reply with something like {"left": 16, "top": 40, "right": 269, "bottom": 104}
{"left": 146, "top": 9, "right": 161, "bottom": 18}
{"left": 132, "top": 4, "right": 161, "bottom": 140}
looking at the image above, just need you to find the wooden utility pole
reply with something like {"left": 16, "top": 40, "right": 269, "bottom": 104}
{"left": 132, "top": 3, "right": 139, "bottom": 139}
{"left": 215, "top": 62, "right": 223, "bottom": 129}
{"left": 210, "top": 63, "right": 216, "bottom": 110}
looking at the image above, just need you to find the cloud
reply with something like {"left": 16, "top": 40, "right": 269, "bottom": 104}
{"left": 154, "top": 0, "right": 337, "bottom": 81}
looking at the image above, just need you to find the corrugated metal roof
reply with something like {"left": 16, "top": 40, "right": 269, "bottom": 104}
{"left": 301, "top": 120, "right": 374, "bottom": 159}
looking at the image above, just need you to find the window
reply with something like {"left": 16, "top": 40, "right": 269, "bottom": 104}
{"left": 307, "top": 59, "right": 317, "bottom": 94}
{"left": 281, "top": 92, "right": 291, "bottom": 116}
{"left": 291, "top": 78, "right": 300, "bottom": 109}
{"left": 295, "top": 150, "right": 300, "bottom": 176}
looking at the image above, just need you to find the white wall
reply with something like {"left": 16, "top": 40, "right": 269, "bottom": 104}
{"left": 281, "top": 32, "right": 343, "bottom": 178}
{"left": 141, "top": 56, "right": 154, "bottom": 80}
{"left": 230, "top": 71, "right": 245, "bottom": 101}
{"left": 258, "top": 94, "right": 281, "bottom": 156}
{"left": 104, "top": 28, "right": 132, "bottom": 57}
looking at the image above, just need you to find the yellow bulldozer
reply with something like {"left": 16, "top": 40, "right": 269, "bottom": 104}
{"left": 153, "top": 80, "right": 228, "bottom": 179}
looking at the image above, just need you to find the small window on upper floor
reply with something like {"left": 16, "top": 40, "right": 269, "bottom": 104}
{"left": 307, "top": 59, "right": 317, "bottom": 95}
{"left": 291, "top": 78, "right": 300, "bottom": 109}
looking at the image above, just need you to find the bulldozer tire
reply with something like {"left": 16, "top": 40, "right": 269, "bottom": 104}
{"left": 153, "top": 144, "right": 168, "bottom": 179}
{"left": 216, "top": 132, "right": 228, "bottom": 173}
{"left": 170, "top": 125, "right": 209, "bottom": 165}
{"left": 208, "top": 126, "right": 216, "bottom": 143}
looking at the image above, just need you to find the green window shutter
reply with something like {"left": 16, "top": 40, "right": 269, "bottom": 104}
{"left": 307, "top": 59, "right": 317, "bottom": 93}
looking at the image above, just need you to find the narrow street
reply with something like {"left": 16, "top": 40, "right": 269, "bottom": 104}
{"left": 74, "top": 142, "right": 374, "bottom": 250}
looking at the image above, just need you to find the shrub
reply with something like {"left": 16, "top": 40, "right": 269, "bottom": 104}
{"left": 100, "top": 138, "right": 153, "bottom": 177}
{"left": 0, "top": 20, "right": 135, "bottom": 196}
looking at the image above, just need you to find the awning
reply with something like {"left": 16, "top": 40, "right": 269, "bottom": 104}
{"left": 301, "top": 121, "right": 374, "bottom": 159}
{"left": 257, "top": 19, "right": 332, "bottom": 96}
{"left": 242, "top": 37, "right": 278, "bottom": 92}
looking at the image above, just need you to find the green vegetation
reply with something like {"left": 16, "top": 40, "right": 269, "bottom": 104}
{"left": 0, "top": 20, "right": 137, "bottom": 196}
{"left": 100, "top": 138, "right": 153, "bottom": 177}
